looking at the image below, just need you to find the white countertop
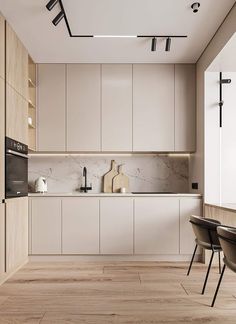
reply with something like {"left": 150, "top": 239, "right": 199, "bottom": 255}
{"left": 28, "top": 192, "right": 202, "bottom": 197}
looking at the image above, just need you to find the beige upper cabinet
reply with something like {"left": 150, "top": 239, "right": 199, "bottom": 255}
{"left": 6, "top": 23, "right": 28, "bottom": 100}
{"left": 175, "top": 64, "right": 196, "bottom": 152}
{"left": 0, "top": 14, "right": 5, "bottom": 80}
{"left": 133, "top": 64, "right": 175, "bottom": 152}
{"left": 101, "top": 64, "right": 132, "bottom": 151}
{"left": 37, "top": 64, "right": 66, "bottom": 151}
{"left": 67, "top": 64, "right": 101, "bottom": 151}
{"left": 6, "top": 84, "right": 28, "bottom": 144}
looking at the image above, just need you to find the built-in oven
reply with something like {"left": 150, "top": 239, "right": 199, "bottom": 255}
{"left": 5, "top": 137, "right": 28, "bottom": 199}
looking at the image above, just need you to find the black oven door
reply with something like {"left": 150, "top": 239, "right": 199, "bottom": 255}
{"left": 5, "top": 150, "right": 28, "bottom": 198}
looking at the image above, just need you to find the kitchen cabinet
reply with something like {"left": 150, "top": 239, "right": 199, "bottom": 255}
{"left": 62, "top": 198, "right": 99, "bottom": 254}
{"left": 6, "top": 197, "right": 28, "bottom": 273}
{"left": 175, "top": 64, "right": 196, "bottom": 152}
{"left": 100, "top": 198, "right": 133, "bottom": 254}
{"left": 67, "top": 64, "right": 101, "bottom": 151}
{"left": 133, "top": 64, "right": 175, "bottom": 151}
{"left": 6, "top": 84, "right": 28, "bottom": 144}
{"left": 134, "top": 197, "right": 179, "bottom": 254}
{"left": 31, "top": 198, "right": 61, "bottom": 254}
{"left": 179, "top": 198, "right": 202, "bottom": 255}
{"left": 0, "top": 14, "right": 5, "bottom": 79}
{"left": 0, "top": 203, "right": 5, "bottom": 276}
{"left": 101, "top": 64, "right": 132, "bottom": 151}
{"left": 0, "top": 77, "right": 4, "bottom": 199}
{"left": 6, "top": 23, "right": 28, "bottom": 100}
{"left": 37, "top": 64, "right": 66, "bottom": 151}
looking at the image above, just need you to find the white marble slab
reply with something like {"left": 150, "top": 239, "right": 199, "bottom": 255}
{"left": 28, "top": 155, "right": 189, "bottom": 194}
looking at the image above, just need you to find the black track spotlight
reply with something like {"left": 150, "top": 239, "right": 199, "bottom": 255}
{"left": 165, "top": 37, "right": 171, "bottom": 52}
{"left": 151, "top": 37, "right": 157, "bottom": 52}
{"left": 52, "top": 10, "right": 65, "bottom": 26}
{"left": 46, "top": 0, "right": 58, "bottom": 11}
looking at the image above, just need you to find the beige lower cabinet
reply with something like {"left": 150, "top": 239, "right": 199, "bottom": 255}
{"left": 100, "top": 198, "right": 133, "bottom": 254}
{"left": 31, "top": 198, "right": 61, "bottom": 254}
{"left": 6, "top": 197, "right": 28, "bottom": 273}
{"left": 134, "top": 198, "right": 179, "bottom": 254}
{"left": 179, "top": 198, "right": 202, "bottom": 254}
{"left": 0, "top": 203, "right": 5, "bottom": 276}
{"left": 62, "top": 198, "right": 99, "bottom": 254}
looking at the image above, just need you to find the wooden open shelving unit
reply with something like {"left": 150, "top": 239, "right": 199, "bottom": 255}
{"left": 28, "top": 56, "right": 36, "bottom": 151}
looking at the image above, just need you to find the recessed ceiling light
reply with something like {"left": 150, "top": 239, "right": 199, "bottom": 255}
{"left": 191, "top": 2, "right": 200, "bottom": 13}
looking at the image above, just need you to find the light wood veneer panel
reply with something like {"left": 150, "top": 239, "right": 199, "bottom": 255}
{"left": 0, "top": 14, "right": 5, "bottom": 80}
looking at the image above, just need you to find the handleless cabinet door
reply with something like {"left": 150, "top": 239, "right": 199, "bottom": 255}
{"left": 133, "top": 64, "right": 174, "bottom": 152}
{"left": 100, "top": 198, "right": 133, "bottom": 254}
{"left": 6, "top": 84, "right": 28, "bottom": 144}
{"left": 67, "top": 64, "right": 101, "bottom": 151}
{"left": 62, "top": 198, "right": 99, "bottom": 254}
{"left": 0, "top": 203, "right": 5, "bottom": 276}
{"left": 101, "top": 64, "right": 132, "bottom": 151}
{"left": 6, "top": 23, "right": 28, "bottom": 100}
{"left": 6, "top": 197, "right": 28, "bottom": 273}
{"left": 0, "top": 77, "right": 4, "bottom": 199}
{"left": 0, "top": 14, "right": 5, "bottom": 80}
{"left": 31, "top": 198, "right": 61, "bottom": 254}
{"left": 180, "top": 198, "right": 202, "bottom": 254}
{"left": 134, "top": 198, "right": 179, "bottom": 254}
{"left": 175, "top": 64, "right": 196, "bottom": 152}
{"left": 37, "top": 64, "right": 66, "bottom": 151}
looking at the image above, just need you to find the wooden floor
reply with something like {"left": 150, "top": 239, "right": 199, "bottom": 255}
{"left": 0, "top": 261, "right": 236, "bottom": 323}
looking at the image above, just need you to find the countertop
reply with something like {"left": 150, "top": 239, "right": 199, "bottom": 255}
{"left": 205, "top": 203, "right": 236, "bottom": 212}
{"left": 28, "top": 193, "right": 202, "bottom": 197}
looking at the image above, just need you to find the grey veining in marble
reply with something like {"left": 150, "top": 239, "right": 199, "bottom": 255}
{"left": 28, "top": 155, "right": 189, "bottom": 193}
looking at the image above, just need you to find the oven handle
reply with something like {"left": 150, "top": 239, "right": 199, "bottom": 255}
{"left": 6, "top": 149, "right": 29, "bottom": 159}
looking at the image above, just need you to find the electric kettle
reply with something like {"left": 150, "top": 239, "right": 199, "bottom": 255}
{"left": 35, "top": 177, "right": 48, "bottom": 193}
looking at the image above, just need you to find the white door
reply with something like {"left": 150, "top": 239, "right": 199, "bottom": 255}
{"left": 31, "top": 198, "right": 61, "bottom": 254}
{"left": 67, "top": 64, "right": 101, "bottom": 151}
{"left": 62, "top": 198, "right": 99, "bottom": 254}
{"left": 101, "top": 64, "right": 132, "bottom": 151}
{"left": 179, "top": 198, "right": 202, "bottom": 254}
{"left": 133, "top": 64, "right": 174, "bottom": 151}
{"left": 37, "top": 64, "right": 66, "bottom": 151}
{"left": 135, "top": 198, "right": 179, "bottom": 254}
{"left": 100, "top": 198, "right": 133, "bottom": 254}
{"left": 175, "top": 64, "right": 196, "bottom": 152}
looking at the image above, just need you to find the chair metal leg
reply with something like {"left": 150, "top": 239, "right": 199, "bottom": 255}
{"left": 187, "top": 244, "right": 198, "bottom": 276}
{"left": 201, "top": 250, "right": 214, "bottom": 295}
{"left": 218, "top": 251, "right": 221, "bottom": 274}
{"left": 211, "top": 264, "right": 226, "bottom": 307}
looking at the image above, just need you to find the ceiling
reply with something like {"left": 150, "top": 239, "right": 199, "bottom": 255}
{"left": 0, "top": 0, "right": 235, "bottom": 63}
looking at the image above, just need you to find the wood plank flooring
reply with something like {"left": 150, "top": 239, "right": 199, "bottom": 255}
{"left": 0, "top": 261, "right": 236, "bottom": 323}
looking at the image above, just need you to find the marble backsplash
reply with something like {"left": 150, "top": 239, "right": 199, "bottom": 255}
{"left": 28, "top": 155, "right": 189, "bottom": 193}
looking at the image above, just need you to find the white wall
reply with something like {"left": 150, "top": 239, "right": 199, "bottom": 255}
{"left": 189, "top": 3, "right": 236, "bottom": 198}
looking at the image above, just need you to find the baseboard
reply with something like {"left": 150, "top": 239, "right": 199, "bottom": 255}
{"left": 29, "top": 254, "right": 202, "bottom": 262}
{"left": 0, "top": 257, "right": 28, "bottom": 286}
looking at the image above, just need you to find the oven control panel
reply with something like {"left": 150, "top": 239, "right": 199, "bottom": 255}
{"left": 5, "top": 137, "right": 28, "bottom": 154}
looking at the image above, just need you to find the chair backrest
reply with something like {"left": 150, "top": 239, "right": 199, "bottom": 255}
{"left": 217, "top": 226, "right": 236, "bottom": 265}
{"left": 190, "top": 215, "right": 221, "bottom": 248}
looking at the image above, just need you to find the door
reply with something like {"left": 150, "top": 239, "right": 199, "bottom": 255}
{"left": 180, "top": 198, "right": 202, "bottom": 254}
{"left": 67, "top": 64, "right": 101, "bottom": 151}
{"left": 0, "top": 203, "right": 5, "bottom": 276}
{"left": 175, "top": 64, "right": 196, "bottom": 152}
{"left": 100, "top": 198, "right": 133, "bottom": 254}
{"left": 134, "top": 198, "right": 179, "bottom": 254}
{"left": 62, "top": 198, "right": 99, "bottom": 254}
{"left": 101, "top": 64, "right": 132, "bottom": 151}
{"left": 6, "top": 197, "right": 28, "bottom": 272}
{"left": 133, "top": 64, "right": 175, "bottom": 151}
{"left": 31, "top": 198, "right": 61, "bottom": 254}
{"left": 37, "top": 64, "right": 66, "bottom": 151}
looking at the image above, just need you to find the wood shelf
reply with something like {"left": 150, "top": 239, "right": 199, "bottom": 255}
{"left": 28, "top": 99, "right": 36, "bottom": 109}
{"left": 28, "top": 78, "right": 36, "bottom": 88}
{"left": 28, "top": 123, "right": 36, "bottom": 129}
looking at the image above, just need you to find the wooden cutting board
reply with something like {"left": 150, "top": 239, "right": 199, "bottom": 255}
{"left": 112, "top": 165, "right": 129, "bottom": 193}
{"left": 103, "top": 160, "right": 118, "bottom": 193}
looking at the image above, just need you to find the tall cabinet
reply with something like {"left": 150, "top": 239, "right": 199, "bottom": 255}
{"left": 0, "top": 13, "right": 5, "bottom": 279}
